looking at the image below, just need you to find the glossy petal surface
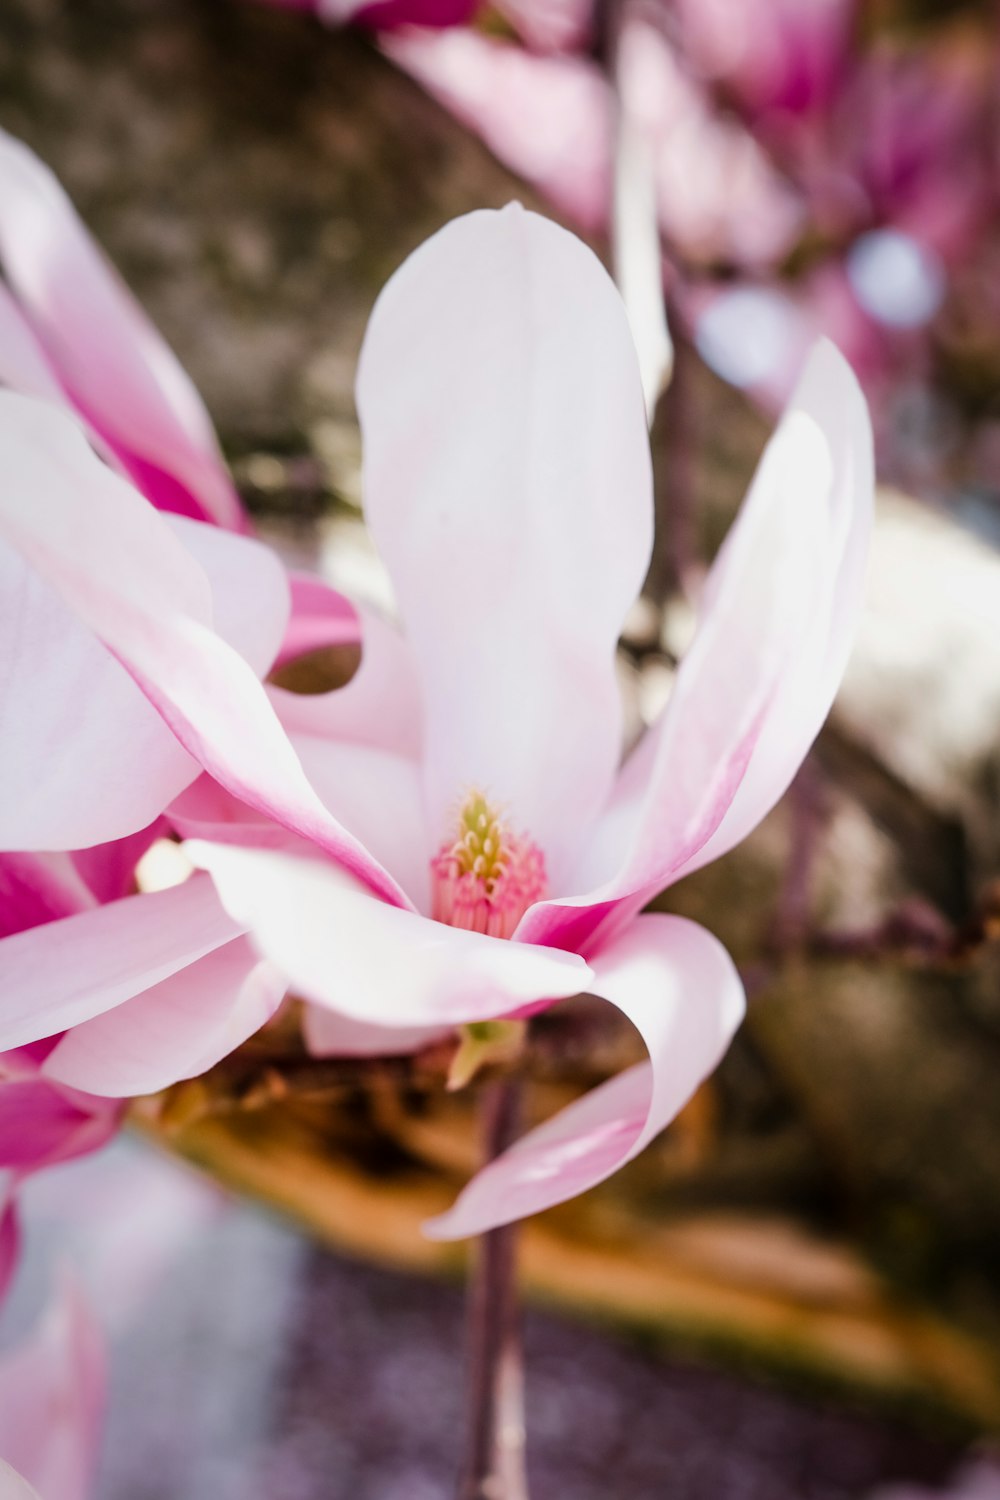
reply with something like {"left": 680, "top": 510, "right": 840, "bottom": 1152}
{"left": 0, "top": 875, "right": 242, "bottom": 1051}
{"left": 43, "top": 938, "right": 287, "bottom": 1097}
{"left": 357, "top": 205, "right": 652, "bottom": 880}
{"left": 189, "top": 841, "right": 591, "bottom": 1029}
{"left": 0, "top": 395, "right": 405, "bottom": 903}
{"left": 520, "top": 340, "right": 872, "bottom": 951}
{"left": 425, "top": 915, "right": 744, "bottom": 1237}
{"left": 0, "top": 129, "right": 242, "bottom": 529}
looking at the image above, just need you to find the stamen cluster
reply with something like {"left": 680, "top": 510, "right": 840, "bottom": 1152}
{"left": 431, "top": 792, "right": 547, "bottom": 940}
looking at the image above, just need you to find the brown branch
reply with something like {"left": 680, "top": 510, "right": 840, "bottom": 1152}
{"left": 457, "top": 1076, "right": 528, "bottom": 1500}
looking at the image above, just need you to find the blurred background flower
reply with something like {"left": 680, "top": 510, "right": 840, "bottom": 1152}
{"left": 284, "top": 0, "right": 1000, "bottom": 515}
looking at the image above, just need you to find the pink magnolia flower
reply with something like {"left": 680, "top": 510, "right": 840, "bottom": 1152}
{"left": 0, "top": 180, "right": 869, "bottom": 1233}
{"left": 0, "top": 135, "right": 377, "bottom": 1101}
{"left": 0, "top": 360, "right": 395, "bottom": 1101}
{"left": 832, "top": 41, "right": 993, "bottom": 263}
{"left": 0, "top": 130, "right": 363, "bottom": 660}
{"left": 0, "top": 129, "right": 244, "bottom": 531}
{"left": 0, "top": 1279, "right": 104, "bottom": 1500}
{"left": 684, "top": 32, "right": 994, "bottom": 422}
{"left": 0, "top": 786, "right": 291, "bottom": 1105}
{"left": 153, "top": 204, "right": 872, "bottom": 1237}
{"left": 0, "top": 392, "right": 294, "bottom": 1101}
{"left": 0, "top": 416, "right": 308, "bottom": 849}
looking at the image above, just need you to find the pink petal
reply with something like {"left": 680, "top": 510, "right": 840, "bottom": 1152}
{"left": 0, "top": 874, "right": 243, "bottom": 1051}
{"left": 0, "top": 1277, "right": 104, "bottom": 1500}
{"left": 0, "top": 529, "right": 198, "bottom": 851}
{"left": 0, "top": 1463, "right": 42, "bottom": 1500}
{"left": 627, "top": 22, "right": 804, "bottom": 269}
{"left": 0, "top": 1066, "right": 119, "bottom": 1173}
{"left": 268, "top": 605, "right": 423, "bottom": 758}
{"left": 273, "top": 571, "right": 360, "bottom": 668}
{"left": 0, "top": 394, "right": 406, "bottom": 905}
{"left": 290, "top": 736, "right": 431, "bottom": 909}
{"left": 0, "top": 285, "right": 65, "bottom": 406}
{"left": 166, "top": 775, "right": 310, "bottom": 850}
{"left": 169, "top": 734, "right": 431, "bottom": 911}
{"left": 390, "top": 27, "right": 802, "bottom": 266}
{"left": 672, "top": 0, "right": 854, "bottom": 118}
{"left": 340, "top": 0, "right": 478, "bottom": 27}
{"left": 492, "top": 0, "right": 593, "bottom": 51}
{"left": 0, "top": 1197, "right": 18, "bottom": 1309}
{"left": 681, "top": 339, "right": 873, "bottom": 872}
{"left": 0, "top": 856, "right": 94, "bottom": 940}
{"left": 1, "top": 465, "right": 284, "bottom": 854}
{"left": 425, "top": 914, "right": 745, "bottom": 1238}
{"left": 356, "top": 205, "right": 652, "bottom": 880}
{"left": 303, "top": 1006, "right": 447, "bottom": 1058}
{"left": 520, "top": 339, "right": 873, "bottom": 952}
{"left": 166, "top": 516, "right": 290, "bottom": 679}
{"left": 0, "top": 129, "right": 243, "bottom": 531}
{"left": 43, "top": 937, "right": 286, "bottom": 1097}
{"left": 387, "top": 33, "right": 612, "bottom": 231}
{"left": 69, "top": 820, "right": 167, "bottom": 907}
{"left": 189, "top": 841, "right": 592, "bottom": 1029}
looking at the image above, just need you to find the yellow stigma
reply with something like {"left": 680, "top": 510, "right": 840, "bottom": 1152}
{"left": 431, "top": 790, "right": 548, "bottom": 940}
{"left": 449, "top": 791, "right": 511, "bottom": 891}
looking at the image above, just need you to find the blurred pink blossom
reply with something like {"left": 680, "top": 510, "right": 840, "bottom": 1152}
{"left": 0, "top": 130, "right": 245, "bottom": 531}
{"left": 493, "top": 0, "right": 592, "bottom": 53}
{"left": 686, "top": 26, "right": 996, "bottom": 416}
{"left": 0, "top": 1279, "right": 104, "bottom": 1500}
{"left": 0, "top": 139, "right": 383, "bottom": 1110}
{"left": 0, "top": 1042, "right": 120, "bottom": 1178}
{"left": 389, "top": 18, "right": 804, "bottom": 265}
{"left": 834, "top": 41, "right": 993, "bottom": 261}
{"left": 672, "top": 0, "right": 857, "bottom": 119}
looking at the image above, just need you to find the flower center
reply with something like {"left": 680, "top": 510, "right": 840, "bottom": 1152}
{"left": 431, "top": 791, "right": 547, "bottom": 940}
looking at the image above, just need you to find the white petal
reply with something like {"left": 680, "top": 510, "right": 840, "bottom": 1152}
{"left": 357, "top": 205, "right": 652, "bottom": 880}
{"left": 189, "top": 841, "right": 591, "bottom": 1030}
{"left": 425, "top": 914, "right": 744, "bottom": 1237}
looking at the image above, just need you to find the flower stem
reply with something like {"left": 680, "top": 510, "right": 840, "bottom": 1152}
{"left": 456, "top": 1074, "right": 528, "bottom": 1500}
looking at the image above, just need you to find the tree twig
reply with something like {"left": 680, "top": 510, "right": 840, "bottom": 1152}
{"left": 457, "top": 1075, "right": 528, "bottom": 1500}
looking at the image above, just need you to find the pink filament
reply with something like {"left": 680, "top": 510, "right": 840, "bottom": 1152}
{"left": 431, "top": 824, "right": 547, "bottom": 940}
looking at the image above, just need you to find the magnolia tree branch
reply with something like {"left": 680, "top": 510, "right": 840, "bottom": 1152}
{"left": 457, "top": 1075, "right": 528, "bottom": 1500}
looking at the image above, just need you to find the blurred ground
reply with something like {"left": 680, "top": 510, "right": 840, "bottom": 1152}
{"left": 11, "top": 1146, "right": 973, "bottom": 1500}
